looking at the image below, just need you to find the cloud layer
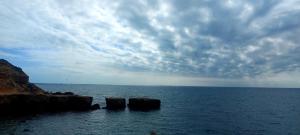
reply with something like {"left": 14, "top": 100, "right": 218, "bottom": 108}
{"left": 1, "top": 0, "right": 300, "bottom": 87}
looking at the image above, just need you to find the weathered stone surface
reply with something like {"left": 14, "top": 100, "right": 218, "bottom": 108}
{"left": 0, "top": 59, "right": 45, "bottom": 95}
{"left": 128, "top": 97, "right": 161, "bottom": 111}
{"left": 0, "top": 59, "right": 28, "bottom": 84}
{"left": 105, "top": 97, "right": 126, "bottom": 110}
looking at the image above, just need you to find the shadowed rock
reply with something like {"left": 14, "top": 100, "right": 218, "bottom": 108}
{"left": 52, "top": 92, "right": 74, "bottom": 96}
{"left": 0, "top": 94, "right": 93, "bottom": 114}
{"left": 128, "top": 97, "right": 161, "bottom": 111}
{"left": 150, "top": 130, "right": 157, "bottom": 135}
{"left": 0, "top": 59, "right": 97, "bottom": 115}
{"left": 105, "top": 97, "right": 126, "bottom": 110}
{"left": 91, "top": 104, "right": 100, "bottom": 110}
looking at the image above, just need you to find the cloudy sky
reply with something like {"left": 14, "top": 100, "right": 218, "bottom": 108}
{"left": 1, "top": 0, "right": 300, "bottom": 87}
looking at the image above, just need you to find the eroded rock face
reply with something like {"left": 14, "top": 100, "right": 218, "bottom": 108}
{"left": 0, "top": 59, "right": 28, "bottom": 84}
{"left": 105, "top": 97, "right": 126, "bottom": 110}
{"left": 128, "top": 98, "right": 161, "bottom": 111}
{"left": 0, "top": 59, "right": 45, "bottom": 95}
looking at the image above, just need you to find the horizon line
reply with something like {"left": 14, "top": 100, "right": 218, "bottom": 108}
{"left": 34, "top": 82, "right": 300, "bottom": 89}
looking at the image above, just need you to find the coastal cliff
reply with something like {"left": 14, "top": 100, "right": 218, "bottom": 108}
{"left": 0, "top": 59, "right": 96, "bottom": 115}
{"left": 0, "top": 59, "right": 45, "bottom": 95}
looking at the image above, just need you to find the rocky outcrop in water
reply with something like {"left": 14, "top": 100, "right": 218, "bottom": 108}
{"left": 105, "top": 97, "right": 126, "bottom": 110}
{"left": 0, "top": 59, "right": 98, "bottom": 115}
{"left": 128, "top": 97, "right": 160, "bottom": 111}
{"left": 0, "top": 94, "right": 93, "bottom": 115}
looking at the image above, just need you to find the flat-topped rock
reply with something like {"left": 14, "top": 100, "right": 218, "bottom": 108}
{"left": 105, "top": 97, "right": 126, "bottom": 110}
{"left": 128, "top": 97, "right": 161, "bottom": 111}
{"left": 0, "top": 94, "right": 93, "bottom": 115}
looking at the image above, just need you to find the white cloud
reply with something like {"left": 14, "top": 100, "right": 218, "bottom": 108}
{"left": 0, "top": 0, "right": 300, "bottom": 87}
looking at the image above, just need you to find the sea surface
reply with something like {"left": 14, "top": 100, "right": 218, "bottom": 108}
{"left": 1, "top": 84, "right": 300, "bottom": 135}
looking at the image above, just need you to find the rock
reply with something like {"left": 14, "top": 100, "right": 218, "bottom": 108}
{"left": 105, "top": 97, "right": 126, "bottom": 110}
{"left": 52, "top": 92, "right": 63, "bottom": 95}
{"left": 0, "top": 59, "right": 45, "bottom": 95}
{"left": 23, "top": 129, "right": 30, "bottom": 132}
{"left": 91, "top": 104, "right": 100, "bottom": 110}
{"left": 20, "top": 120, "right": 26, "bottom": 123}
{"left": 52, "top": 92, "right": 74, "bottom": 95}
{"left": 128, "top": 97, "right": 161, "bottom": 111}
{"left": 0, "top": 59, "right": 95, "bottom": 115}
{"left": 0, "top": 94, "right": 93, "bottom": 114}
{"left": 64, "top": 92, "right": 74, "bottom": 95}
{"left": 47, "top": 95, "right": 93, "bottom": 111}
{"left": 150, "top": 130, "right": 157, "bottom": 135}
{"left": 0, "top": 59, "right": 28, "bottom": 84}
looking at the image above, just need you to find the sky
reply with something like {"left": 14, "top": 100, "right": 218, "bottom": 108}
{"left": 0, "top": 0, "right": 300, "bottom": 87}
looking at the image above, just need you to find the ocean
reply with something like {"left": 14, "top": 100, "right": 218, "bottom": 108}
{"left": 1, "top": 84, "right": 300, "bottom": 135}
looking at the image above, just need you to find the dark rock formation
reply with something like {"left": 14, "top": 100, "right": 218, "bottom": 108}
{"left": 23, "top": 129, "right": 30, "bottom": 132}
{"left": 52, "top": 92, "right": 74, "bottom": 96}
{"left": 128, "top": 97, "right": 161, "bottom": 111}
{"left": 150, "top": 130, "right": 157, "bottom": 135}
{"left": 0, "top": 94, "right": 93, "bottom": 115}
{"left": 105, "top": 97, "right": 126, "bottom": 110}
{"left": 0, "top": 59, "right": 96, "bottom": 115}
{"left": 91, "top": 104, "right": 100, "bottom": 110}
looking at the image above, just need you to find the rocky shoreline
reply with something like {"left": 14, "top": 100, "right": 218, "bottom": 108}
{"left": 0, "top": 59, "right": 161, "bottom": 116}
{"left": 0, "top": 94, "right": 93, "bottom": 115}
{"left": 0, "top": 59, "right": 98, "bottom": 115}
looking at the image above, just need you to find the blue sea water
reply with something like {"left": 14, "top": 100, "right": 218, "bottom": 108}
{"left": 1, "top": 84, "right": 300, "bottom": 135}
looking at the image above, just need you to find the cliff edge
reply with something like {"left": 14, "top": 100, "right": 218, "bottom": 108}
{"left": 0, "top": 59, "right": 45, "bottom": 95}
